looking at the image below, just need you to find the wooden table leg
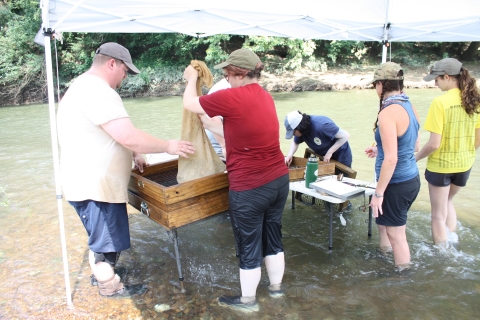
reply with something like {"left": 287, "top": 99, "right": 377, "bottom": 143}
{"left": 368, "top": 195, "right": 373, "bottom": 237}
{"left": 291, "top": 190, "right": 296, "bottom": 209}
{"left": 326, "top": 201, "right": 334, "bottom": 251}
{"left": 169, "top": 229, "right": 186, "bottom": 293}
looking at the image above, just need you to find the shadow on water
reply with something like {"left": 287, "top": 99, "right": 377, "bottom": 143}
{"left": 0, "top": 92, "right": 479, "bottom": 319}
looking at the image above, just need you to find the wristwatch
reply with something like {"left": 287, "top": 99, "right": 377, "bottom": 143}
{"left": 374, "top": 192, "right": 383, "bottom": 198}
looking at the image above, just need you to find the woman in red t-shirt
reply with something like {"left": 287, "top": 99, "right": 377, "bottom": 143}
{"left": 183, "top": 49, "right": 289, "bottom": 313}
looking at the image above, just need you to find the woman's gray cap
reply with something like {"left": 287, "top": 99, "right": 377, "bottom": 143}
{"left": 366, "top": 62, "right": 404, "bottom": 85}
{"left": 95, "top": 42, "right": 140, "bottom": 75}
{"left": 423, "top": 58, "right": 462, "bottom": 81}
{"left": 214, "top": 48, "right": 260, "bottom": 70}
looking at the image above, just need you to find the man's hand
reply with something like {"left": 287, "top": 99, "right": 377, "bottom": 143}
{"left": 166, "top": 140, "right": 195, "bottom": 158}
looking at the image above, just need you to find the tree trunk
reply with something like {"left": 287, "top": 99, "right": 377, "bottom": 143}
{"left": 461, "top": 42, "right": 480, "bottom": 61}
{"left": 438, "top": 42, "right": 447, "bottom": 56}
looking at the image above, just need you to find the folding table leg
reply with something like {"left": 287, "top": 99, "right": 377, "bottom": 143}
{"left": 368, "top": 195, "right": 373, "bottom": 237}
{"left": 168, "top": 229, "right": 186, "bottom": 293}
{"left": 326, "top": 202, "right": 334, "bottom": 251}
{"left": 291, "top": 190, "right": 296, "bottom": 209}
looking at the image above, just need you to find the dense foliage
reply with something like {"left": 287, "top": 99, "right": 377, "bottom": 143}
{"left": 0, "top": 0, "right": 45, "bottom": 105}
{"left": 0, "top": 0, "right": 478, "bottom": 105}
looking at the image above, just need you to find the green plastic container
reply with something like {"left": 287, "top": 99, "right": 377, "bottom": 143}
{"left": 305, "top": 155, "right": 318, "bottom": 188}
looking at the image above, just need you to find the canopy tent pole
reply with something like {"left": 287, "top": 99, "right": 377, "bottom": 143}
{"left": 381, "top": 0, "right": 391, "bottom": 63}
{"left": 381, "top": 42, "right": 388, "bottom": 63}
{"left": 40, "top": 0, "right": 73, "bottom": 308}
{"left": 381, "top": 24, "right": 391, "bottom": 63}
{"left": 43, "top": 29, "right": 74, "bottom": 308}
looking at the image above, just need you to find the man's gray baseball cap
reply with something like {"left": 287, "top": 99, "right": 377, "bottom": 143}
{"left": 95, "top": 42, "right": 140, "bottom": 75}
{"left": 423, "top": 58, "right": 462, "bottom": 82}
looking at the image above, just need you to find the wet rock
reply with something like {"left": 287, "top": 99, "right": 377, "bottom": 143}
{"left": 154, "top": 303, "right": 171, "bottom": 313}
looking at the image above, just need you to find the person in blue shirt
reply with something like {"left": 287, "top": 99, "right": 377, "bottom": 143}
{"left": 284, "top": 110, "right": 352, "bottom": 167}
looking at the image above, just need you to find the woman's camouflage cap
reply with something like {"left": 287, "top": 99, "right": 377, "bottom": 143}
{"left": 367, "top": 62, "right": 403, "bottom": 85}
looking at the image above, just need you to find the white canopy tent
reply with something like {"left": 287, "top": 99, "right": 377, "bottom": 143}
{"left": 38, "top": 0, "right": 480, "bottom": 307}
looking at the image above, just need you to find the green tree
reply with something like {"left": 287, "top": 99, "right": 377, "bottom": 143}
{"left": 246, "top": 36, "right": 317, "bottom": 73}
{"left": 314, "top": 40, "right": 368, "bottom": 65}
{"left": 461, "top": 42, "right": 480, "bottom": 61}
{"left": 0, "top": 0, "right": 44, "bottom": 104}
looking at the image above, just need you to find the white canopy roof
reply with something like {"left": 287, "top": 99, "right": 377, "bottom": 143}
{"left": 39, "top": 0, "right": 480, "bottom": 309}
{"left": 42, "top": 0, "right": 480, "bottom": 42}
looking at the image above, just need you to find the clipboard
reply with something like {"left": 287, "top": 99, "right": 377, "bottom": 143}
{"left": 310, "top": 179, "right": 365, "bottom": 200}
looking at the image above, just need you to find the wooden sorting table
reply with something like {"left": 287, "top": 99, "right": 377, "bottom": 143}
{"left": 128, "top": 157, "right": 335, "bottom": 290}
{"left": 289, "top": 176, "right": 375, "bottom": 251}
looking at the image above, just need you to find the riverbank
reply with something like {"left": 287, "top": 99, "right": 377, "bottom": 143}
{"left": 260, "top": 65, "right": 444, "bottom": 91}
{"left": 3, "top": 63, "right": 479, "bottom": 106}
{"left": 130, "top": 63, "right": 480, "bottom": 98}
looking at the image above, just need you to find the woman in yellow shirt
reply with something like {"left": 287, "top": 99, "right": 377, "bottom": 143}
{"left": 416, "top": 58, "right": 480, "bottom": 246}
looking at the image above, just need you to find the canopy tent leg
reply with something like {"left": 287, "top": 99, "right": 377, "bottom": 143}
{"left": 381, "top": 24, "right": 391, "bottom": 63}
{"left": 43, "top": 32, "right": 73, "bottom": 308}
{"left": 382, "top": 44, "right": 388, "bottom": 63}
{"left": 381, "top": 0, "right": 391, "bottom": 63}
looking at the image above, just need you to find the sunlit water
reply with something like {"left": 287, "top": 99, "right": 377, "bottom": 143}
{"left": 1, "top": 89, "right": 479, "bottom": 319}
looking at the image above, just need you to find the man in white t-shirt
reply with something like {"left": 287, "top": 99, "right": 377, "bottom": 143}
{"left": 57, "top": 42, "right": 195, "bottom": 298}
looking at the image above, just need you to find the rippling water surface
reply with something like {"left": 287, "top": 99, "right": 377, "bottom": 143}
{"left": 0, "top": 89, "right": 479, "bottom": 319}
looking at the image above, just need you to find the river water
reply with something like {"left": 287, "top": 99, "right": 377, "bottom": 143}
{"left": 0, "top": 89, "right": 479, "bottom": 319}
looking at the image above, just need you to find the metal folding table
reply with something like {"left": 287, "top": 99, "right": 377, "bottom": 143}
{"left": 289, "top": 177, "right": 375, "bottom": 251}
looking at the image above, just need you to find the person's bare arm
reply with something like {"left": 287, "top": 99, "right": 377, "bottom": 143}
{"left": 285, "top": 139, "right": 300, "bottom": 165}
{"left": 324, "top": 128, "right": 350, "bottom": 162}
{"left": 183, "top": 65, "right": 206, "bottom": 114}
{"left": 101, "top": 117, "right": 195, "bottom": 157}
{"left": 210, "top": 117, "right": 226, "bottom": 158}
{"left": 370, "top": 106, "right": 400, "bottom": 218}
{"left": 199, "top": 114, "right": 224, "bottom": 137}
{"left": 475, "top": 128, "right": 480, "bottom": 150}
{"left": 415, "top": 132, "right": 441, "bottom": 162}
{"left": 412, "top": 105, "right": 421, "bottom": 152}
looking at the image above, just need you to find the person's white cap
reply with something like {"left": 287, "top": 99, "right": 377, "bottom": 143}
{"left": 284, "top": 111, "right": 303, "bottom": 139}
